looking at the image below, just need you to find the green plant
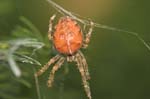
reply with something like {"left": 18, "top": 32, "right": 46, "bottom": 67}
{"left": 0, "top": 16, "right": 45, "bottom": 99}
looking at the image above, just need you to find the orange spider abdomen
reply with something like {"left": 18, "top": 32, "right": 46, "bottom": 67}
{"left": 53, "top": 17, "right": 83, "bottom": 55}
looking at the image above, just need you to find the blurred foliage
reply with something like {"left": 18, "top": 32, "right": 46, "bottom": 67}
{"left": 0, "top": 16, "right": 45, "bottom": 99}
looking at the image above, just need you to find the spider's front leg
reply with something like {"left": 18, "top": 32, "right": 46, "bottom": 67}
{"left": 75, "top": 53, "right": 92, "bottom": 99}
{"left": 35, "top": 55, "right": 60, "bottom": 77}
{"left": 78, "top": 51, "right": 90, "bottom": 80}
{"left": 47, "top": 57, "right": 65, "bottom": 87}
{"left": 83, "top": 21, "right": 94, "bottom": 48}
{"left": 48, "top": 14, "right": 56, "bottom": 40}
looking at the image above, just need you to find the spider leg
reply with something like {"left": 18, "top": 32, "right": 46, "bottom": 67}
{"left": 78, "top": 50, "right": 90, "bottom": 80}
{"left": 35, "top": 54, "right": 61, "bottom": 77}
{"left": 47, "top": 57, "right": 65, "bottom": 87}
{"left": 82, "top": 21, "right": 94, "bottom": 48}
{"left": 76, "top": 53, "right": 92, "bottom": 99}
{"left": 48, "top": 14, "right": 56, "bottom": 40}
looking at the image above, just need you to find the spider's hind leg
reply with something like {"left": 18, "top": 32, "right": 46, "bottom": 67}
{"left": 48, "top": 14, "right": 56, "bottom": 40}
{"left": 82, "top": 21, "right": 94, "bottom": 48}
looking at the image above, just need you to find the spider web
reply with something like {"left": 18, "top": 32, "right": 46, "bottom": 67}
{"left": 46, "top": 0, "right": 150, "bottom": 52}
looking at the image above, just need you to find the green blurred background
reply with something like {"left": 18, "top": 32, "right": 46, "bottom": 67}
{"left": 0, "top": 0, "right": 150, "bottom": 99}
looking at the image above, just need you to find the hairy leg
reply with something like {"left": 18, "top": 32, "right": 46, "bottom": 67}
{"left": 76, "top": 53, "right": 92, "bottom": 99}
{"left": 48, "top": 14, "right": 56, "bottom": 40}
{"left": 78, "top": 50, "right": 90, "bottom": 80}
{"left": 82, "top": 21, "right": 94, "bottom": 48}
{"left": 47, "top": 57, "right": 65, "bottom": 87}
{"left": 35, "top": 54, "right": 60, "bottom": 77}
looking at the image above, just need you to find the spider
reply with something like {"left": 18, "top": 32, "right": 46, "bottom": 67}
{"left": 35, "top": 14, "right": 94, "bottom": 99}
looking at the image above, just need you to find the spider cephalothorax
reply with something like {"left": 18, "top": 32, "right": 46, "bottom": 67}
{"left": 35, "top": 14, "right": 93, "bottom": 99}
